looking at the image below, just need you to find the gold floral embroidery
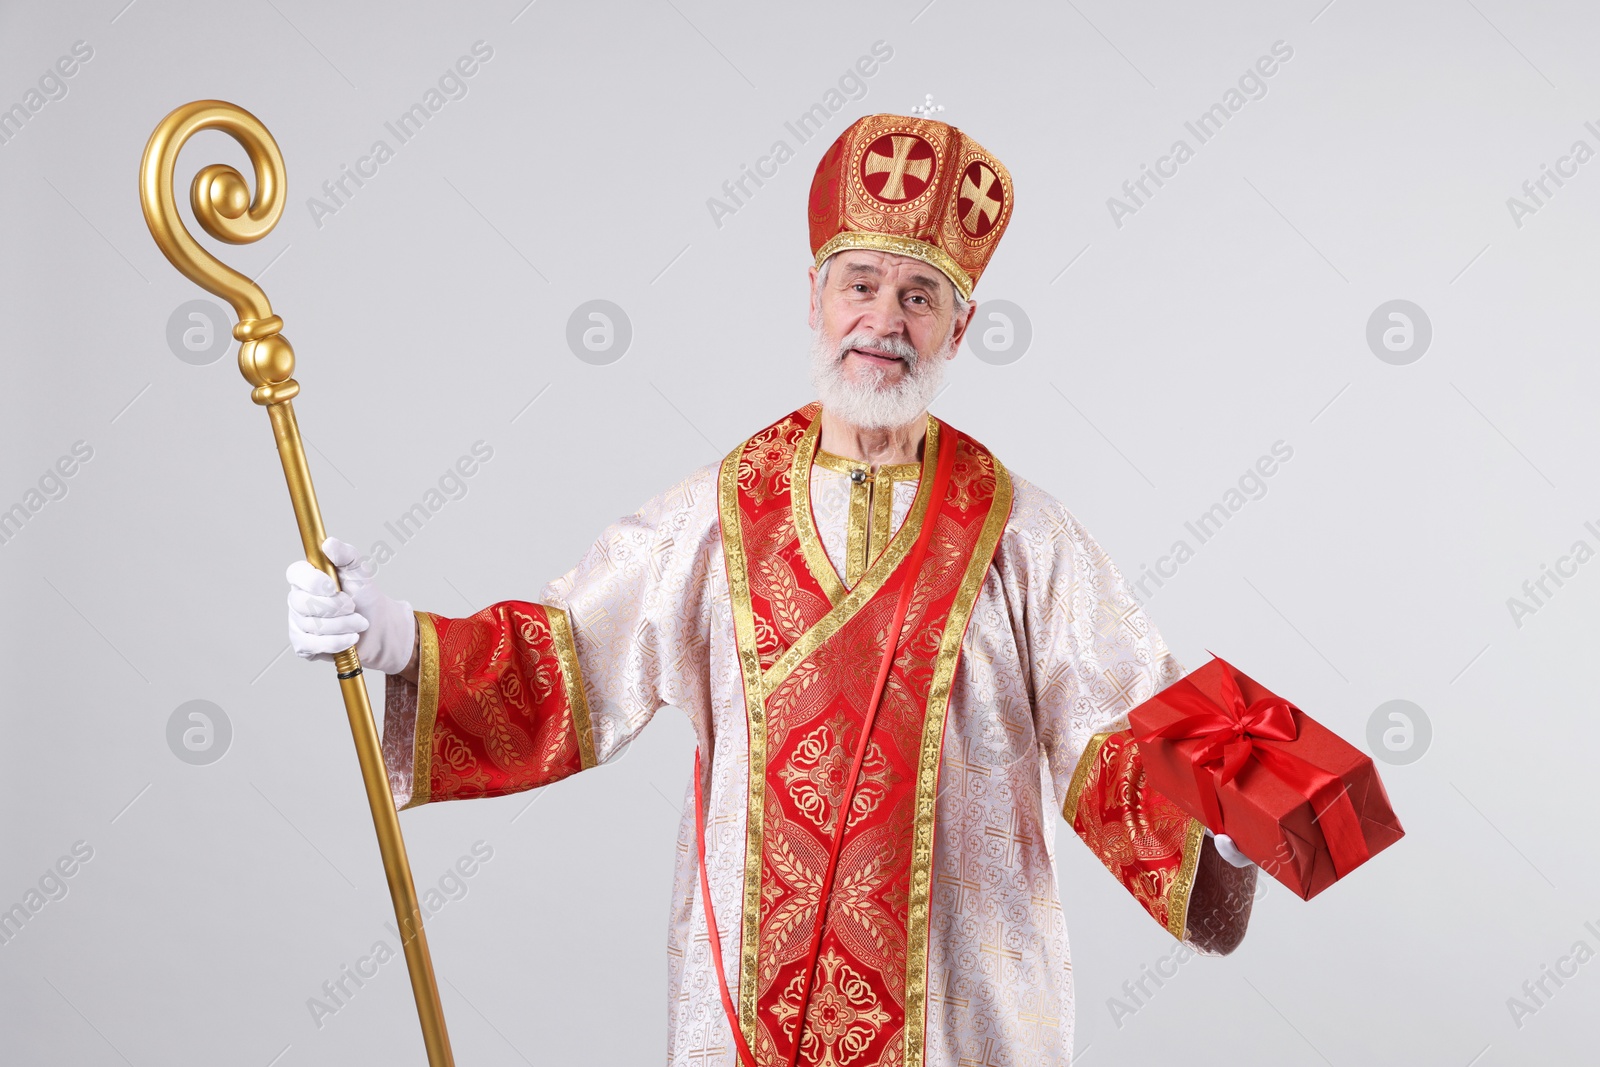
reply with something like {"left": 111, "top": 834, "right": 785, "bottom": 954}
{"left": 723, "top": 414, "right": 1010, "bottom": 1067}
{"left": 753, "top": 555, "right": 830, "bottom": 648}
{"left": 946, "top": 448, "right": 996, "bottom": 512}
{"left": 740, "top": 410, "right": 811, "bottom": 506}
{"left": 771, "top": 949, "right": 892, "bottom": 1067}
{"left": 777, "top": 713, "right": 901, "bottom": 832}
{"left": 1066, "top": 730, "right": 1204, "bottom": 940}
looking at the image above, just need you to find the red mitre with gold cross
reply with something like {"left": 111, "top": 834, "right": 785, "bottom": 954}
{"left": 808, "top": 112, "right": 1014, "bottom": 299}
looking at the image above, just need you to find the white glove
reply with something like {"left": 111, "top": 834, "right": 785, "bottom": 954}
{"left": 1209, "top": 830, "right": 1256, "bottom": 869}
{"left": 286, "top": 536, "right": 415, "bottom": 675}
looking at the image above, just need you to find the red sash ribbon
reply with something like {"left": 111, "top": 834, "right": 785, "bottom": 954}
{"left": 1132, "top": 661, "right": 1371, "bottom": 877}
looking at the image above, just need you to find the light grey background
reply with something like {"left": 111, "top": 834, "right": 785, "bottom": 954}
{"left": 2, "top": 0, "right": 1595, "bottom": 1063}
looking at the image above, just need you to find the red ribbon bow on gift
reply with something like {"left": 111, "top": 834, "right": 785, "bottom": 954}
{"left": 1132, "top": 658, "right": 1371, "bottom": 878}
{"left": 1167, "top": 669, "right": 1299, "bottom": 786}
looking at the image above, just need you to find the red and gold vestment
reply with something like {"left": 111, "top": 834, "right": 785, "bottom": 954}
{"left": 383, "top": 407, "right": 1235, "bottom": 1065}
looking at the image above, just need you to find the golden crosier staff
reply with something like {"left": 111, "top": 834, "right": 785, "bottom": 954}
{"left": 139, "top": 100, "right": 455, "bottom": 1067}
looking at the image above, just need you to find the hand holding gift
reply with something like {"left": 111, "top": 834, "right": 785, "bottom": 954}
{"left": 1129, "top": 656, "right": 1404, "bottom": 900}
{"left": 1210, "top": 831, "right": 1255, "bottom": 869}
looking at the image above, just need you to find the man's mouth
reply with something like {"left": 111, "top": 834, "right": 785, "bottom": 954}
{"left": 846, "top": 347, "right": 905, "bottom": 366}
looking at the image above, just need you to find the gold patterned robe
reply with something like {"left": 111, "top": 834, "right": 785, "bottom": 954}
{"left": 381, "top": 416, "right": 1250, "bottom": 1065}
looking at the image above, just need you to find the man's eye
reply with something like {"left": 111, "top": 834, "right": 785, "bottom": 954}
{"left": 852, "top": 283, "right": 870, "bottom": 293}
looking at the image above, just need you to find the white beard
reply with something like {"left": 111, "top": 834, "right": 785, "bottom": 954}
{"left": 809, "top": 327, "right": 949, "bottom": 431}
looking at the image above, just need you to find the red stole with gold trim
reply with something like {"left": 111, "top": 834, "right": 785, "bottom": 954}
{"left": 709, "top": 404, "right": 1013, "bottom": 1067}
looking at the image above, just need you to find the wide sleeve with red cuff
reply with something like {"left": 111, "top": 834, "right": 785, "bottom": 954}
{"left": 1019, "top": 491, "right": 1254, "bottom": 953}
{"left": 384, "top": 604, "right": 596, "bottom": 810}
{"left": 378, "top": 464, "right": 724, "bottom": 813}
{"left": 1062, "top": 729, "right": 1206, "bottom": 940}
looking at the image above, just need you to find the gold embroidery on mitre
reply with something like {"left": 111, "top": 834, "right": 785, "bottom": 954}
{"left": 814, "top": 231, "right": 975, "bottom": 300}
{"left": 809, "top": 113, "right": 1014, "bottom": 298}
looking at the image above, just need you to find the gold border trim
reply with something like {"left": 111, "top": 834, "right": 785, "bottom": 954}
{"left": 791, "top": 418, "right": 848, "bottom": 606}
{"left": 879, "top": 462, "right": 921, "bottom": 482}
{"left": 1167, "top": 817, "right": 1206, "bottom": 941}
{"left": 1062, "top": 729, "right": 1114, "bottom": 825}
{"left": 812, "top": 449, "right": 864, "bottom": 476}
{"left": 904, "top": 452, "right": 1012, "bottom": 1067}
{"left": 763, "top": 419, "right": 942, "bottom": 691}
{"left": 405, "top": 611, "right": 441, "bottom": 811}
{"left": 845, "top": 472, "right": 870, "bottom": 587}
{"left": 719, "top": 438, "right": 768, "bottom": 1048}
{"left": 546, "top": 606, "right": 597, "bottom": 771}
{"left": 868, "top": 467, "right": 896, "bottom": 574}
{"left": 810, "top": 447, "right": 920, "bottom": 590}
{"left": 813, "top": 448, "right": 920, "bottom": 483}
{"left": 815, "top": 232, "right": 974, "bottom": 299}
{"left": 1061, "top": 731, "right": 1206, "bottom": 942}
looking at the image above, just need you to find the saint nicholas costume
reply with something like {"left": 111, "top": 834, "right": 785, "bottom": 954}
{"left": 380, "top": 113, "right": 1251, "bottom": 1066}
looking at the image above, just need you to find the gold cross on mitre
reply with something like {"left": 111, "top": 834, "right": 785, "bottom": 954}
{"left": 910, "top": 93, "right": 945, "bottom": 118}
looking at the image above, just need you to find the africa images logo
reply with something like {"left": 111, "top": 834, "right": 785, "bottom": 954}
{"left": 705, "top": 40, "right": 894, "bottom": 229}
{"left": 1106, "top": 40, "right": 1294, "bottom": 228}
{"left": 306, "top": 41, "right": 494, "bottom": 229}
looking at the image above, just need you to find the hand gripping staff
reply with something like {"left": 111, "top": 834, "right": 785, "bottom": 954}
{"left": 139, "top": 100, "right": 455, "bottom": 1067}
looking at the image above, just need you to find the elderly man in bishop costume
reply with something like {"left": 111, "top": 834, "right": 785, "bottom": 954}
{"left": 286, "top": 112, "right": 1256, "bottom": 1066}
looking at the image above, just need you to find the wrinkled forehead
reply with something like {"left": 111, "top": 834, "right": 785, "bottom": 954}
{"left": 821, "top": 249, "right": 956, "bottom": 299}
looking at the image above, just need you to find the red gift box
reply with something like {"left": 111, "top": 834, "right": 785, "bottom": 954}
{"left": 1128, "top": 656, "right": 1404, "bottom": 901}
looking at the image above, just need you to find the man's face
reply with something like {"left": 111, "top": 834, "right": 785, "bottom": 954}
{"left": 808, "top": 250, "right": 973, "bottom": 388}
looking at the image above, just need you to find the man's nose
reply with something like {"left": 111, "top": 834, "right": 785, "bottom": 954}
{"left": 855, "top": 288, "right": 908, "bottom": 336}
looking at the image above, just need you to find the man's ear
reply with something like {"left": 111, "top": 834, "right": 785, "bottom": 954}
{"left": 807, "top": 265, "right": 820, "bottom": 330}
{"left": 945, "top": 298, "right": 978, "bottom": 357}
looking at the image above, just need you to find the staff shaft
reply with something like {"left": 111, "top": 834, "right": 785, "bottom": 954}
{"left": 138, "top": 99, "right": 455, "bottom": 1066}
{"left": 266, "top": 402, "right": 454, "bottom": 1066}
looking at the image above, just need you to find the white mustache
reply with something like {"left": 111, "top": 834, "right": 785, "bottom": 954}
{"left": 835, "top": 332, "right": 919, "bottom": 363}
